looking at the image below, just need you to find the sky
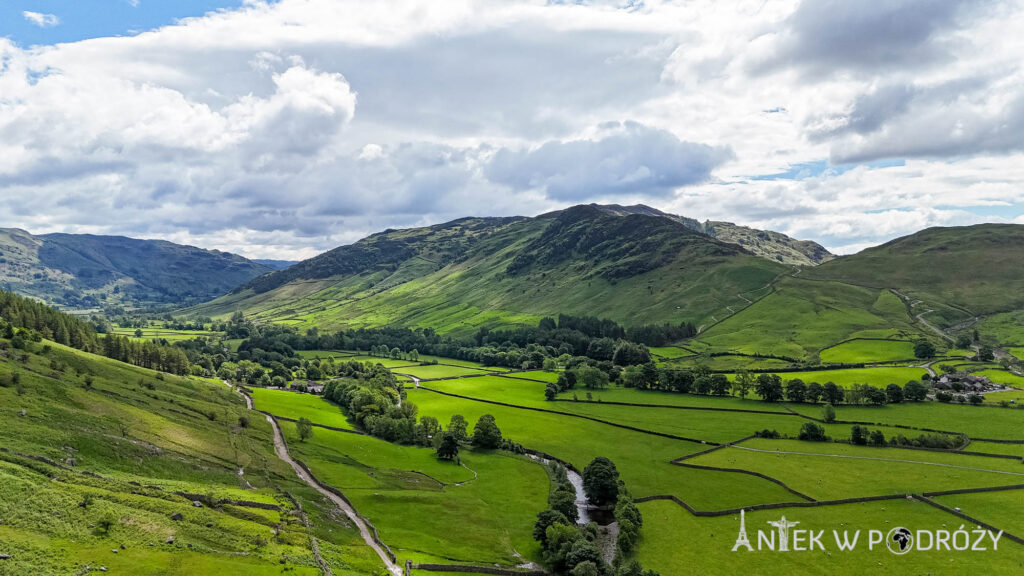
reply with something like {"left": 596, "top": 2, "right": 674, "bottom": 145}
{"left": 1, "top": 0, "right": 1023, "bottom": 260}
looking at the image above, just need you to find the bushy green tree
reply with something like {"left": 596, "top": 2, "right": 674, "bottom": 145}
{"left": 905, "top": 380, "right": 929, "bottom": 401}
{"left": 914, "top": 340, "right": 936, "bottom": 359}
{"left": 886, "top": 383, "right": 904, "bottom": 404}
{"left": 471, "top": 414, "right": 502, "bottom": 449}
{"left": 822, "top": 404, "right": 836, "bottom": 423}
{"left": 297, "top": 417, "right": 313, "bottom": 442}
{"left": 798, "top": 422, "right": 827, "bottom": 441}
{"left": 785, "top": 379, "right": 806, "bottom": 403}
{"left": 823, "top": 382, "right": 844, "bottom": 405}
{"left": 583, "top": 457, "right": 619, "bottom": 506}
{"left": 533, "top": 509, "right": 569, "bottom": 544}
{"left": 755, "top": 374, "right": 784, "bottom": 402}
{"left": 436, "top": 432, "right": 460, "bottom": 460}
{"left": 850, "top": 425, "right": 867, "bottom": 445}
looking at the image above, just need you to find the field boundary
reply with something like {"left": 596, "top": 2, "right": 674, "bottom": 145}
{"left": 416, "top": 386, "right": 713, "bottom": 445}
{"left": 550, "top": 397, "right": 794, "bottom": 416}
{"left": 914, "top": 494, "right": 1024, "bottom": 546}
{"left": 411, "top": 563, "right": 546, "bottom": 575}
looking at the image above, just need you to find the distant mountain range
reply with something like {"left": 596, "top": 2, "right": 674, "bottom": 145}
{"left": 0, "top": 228, "right": 274, "bottom": 309}
{"left": 10, "top": 204, "right": 1023, "bottom": 354}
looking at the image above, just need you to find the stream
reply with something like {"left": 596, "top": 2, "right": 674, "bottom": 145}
{"left": 530, "top": 454, "right": 591, "bottom": 524}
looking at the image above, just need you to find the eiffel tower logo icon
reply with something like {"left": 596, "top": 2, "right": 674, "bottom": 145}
{"left": 732, "top": 509, "right": 753, "bottom": 552}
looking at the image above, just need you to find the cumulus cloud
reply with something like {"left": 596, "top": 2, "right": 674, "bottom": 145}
{"left": 23, "top": 11, "right": 60, "bottom": 28}
{"left": 0, "top": 0, "right": 1022, "bottom": 258}
{"left": 485, "top": 122, "right": 732, "bottom": 200}
{"left": 755, "top": 0, "right": 981, "bottom": 76}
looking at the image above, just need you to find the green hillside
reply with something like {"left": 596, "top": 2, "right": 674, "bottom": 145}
{"left": 806, "top": 224, "right": 1024, "bottom": 326}
{"left": 0, "top": 337, "right": 380, "bottom": 575}
{"left": 188, "top": 205, "right": 790, "bottom": 334}
{"left": 0, "top": 229, "right": 273, "bottom": 310}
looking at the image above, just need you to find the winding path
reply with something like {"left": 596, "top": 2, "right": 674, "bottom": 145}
{"left": 264, "top": 414, "right": 403, "bottom": 576}
{"left": 226, "top": 380, "right": 402, "bottom": 576}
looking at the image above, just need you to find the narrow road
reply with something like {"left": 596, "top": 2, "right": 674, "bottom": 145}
{"left": 225, "top": 379, "right": 402, "bottom": 576}
{"left": 889, "top": 289, "right": 955, "bottom": 342}
{"left": 265, "top": 414, "right": 403, "bottom": 576}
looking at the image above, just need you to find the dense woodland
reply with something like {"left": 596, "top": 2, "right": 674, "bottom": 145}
{"left": 0, "top": 289, "right": 190, "bottom": 374}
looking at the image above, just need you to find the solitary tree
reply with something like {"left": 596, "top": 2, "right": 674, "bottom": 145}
{"left": 914, "top": 340, "right": 936, "bottom": 359}
{"left": 297, "top": 417, "right": 314, "bottom": 442}
{"left": 436, "top": 432, "right": 460, "bottom": 460}
{"left": 582, "top": 457, "right": 620, "bottom": 506}
{"left": 798, "top": 422, "right": 827, "bottom": 441}
{"left": 472, "top": 414, "right": 502, "bottom": 449}
{"left": 822, "top": 404, "right": 836, "bottom": 423}
{"left": 955, "top": 333, "right": 972, "bottom": 349}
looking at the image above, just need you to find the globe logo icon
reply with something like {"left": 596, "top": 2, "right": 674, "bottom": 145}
{"left": 887, "top": 527, "right": 914, "bottom": 554}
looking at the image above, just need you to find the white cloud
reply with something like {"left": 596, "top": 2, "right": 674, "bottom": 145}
{"left": 22, "top": 11, "right": 60, "bottom": 28}
{"left": 0, "top": 0, "right": 1023, "bottom": 259}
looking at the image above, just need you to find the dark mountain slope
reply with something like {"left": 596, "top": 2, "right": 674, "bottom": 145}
{"left": 0, "top": 229, "right": 272, "bottom": 309}
{"left": 187, "top": 205, "right": 788, "bottom": 334}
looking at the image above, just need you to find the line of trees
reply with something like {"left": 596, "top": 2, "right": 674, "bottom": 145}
{"left": 1, "top": 289, "right": 193, "bottom": 375}
{"left": 229, "top": 314, "right": 694, "bottom": 372}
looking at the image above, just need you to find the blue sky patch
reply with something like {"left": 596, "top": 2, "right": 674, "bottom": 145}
{"left": 2, "top": 1, "right": 246, "bottom": 47}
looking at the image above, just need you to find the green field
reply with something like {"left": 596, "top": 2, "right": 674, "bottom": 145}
{"left": 392, "top": 363, "right": 497, "bottom": 380}
{"left": 649, "top": 346, "right": 695, "bottom": 359}
{"left": 693, "top": 280, "right": 916, "bottom": 361}
{"left": 664, "top": 354, "right": 795, "bottom": 371}
{"left": 974, "top": 369, "right": 1024, "bottom": 387}
{"left": 690, "top": 438, "right": 1024, "bottom": 500}
{"left": 819, "top": 339, "right": 916, "bottom": 364}
{"left": 249, "top": 387, "right": 355, "bottom": 430}
{"left": 110, "top": 327, "right": 222, "bottom": 343}
{"left": 786, "top": 401, "right": 1023, "bottom": 440}
{"left": 934, "top": 489, "right": 1024, "bottom": 537}
{"left": 283, "top": 420, "right": 548, "bottom": 566}
{"left": 745, "top": 367, "right": 929, "bottom": 388}
{"left": 637, "top": 498, "right": 1024, "bottom": 575}
{"left": 985, "top": 389, "right": 1024, "bottom": 403}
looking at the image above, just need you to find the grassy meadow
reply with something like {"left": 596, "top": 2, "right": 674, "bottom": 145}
{"left": 0, "top": 338, "right": 381, "bottom": 575}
